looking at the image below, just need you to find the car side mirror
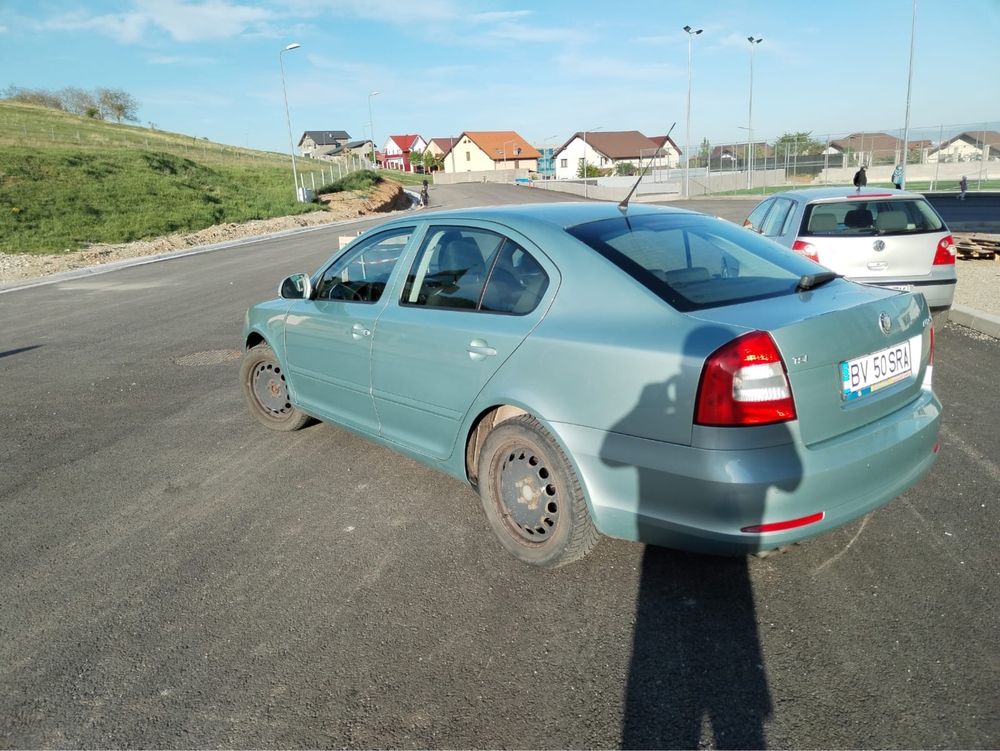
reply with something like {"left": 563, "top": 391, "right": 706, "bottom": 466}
{"left": 279, "top": 273, "right": 313, "bottom": 300}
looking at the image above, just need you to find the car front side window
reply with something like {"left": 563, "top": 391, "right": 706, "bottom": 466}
{"left": 314, "top": 228, "right": 412, "bottom": 303}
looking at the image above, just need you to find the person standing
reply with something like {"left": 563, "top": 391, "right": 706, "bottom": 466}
{"left": 853, "top": 165, "right": 867, "bottom": 191}
{"left": 958, "top": 175, "right": 968, "bottom": 200}
{"left": 891, "top": 165, "right": 903, "bottom": 190}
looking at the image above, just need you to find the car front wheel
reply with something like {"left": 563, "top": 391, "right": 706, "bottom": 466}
{"left": 240, "top": 343, "right": 311, "bottom": 431}
{"left": 477, "top": 415, "right": 599, "bottom": 568}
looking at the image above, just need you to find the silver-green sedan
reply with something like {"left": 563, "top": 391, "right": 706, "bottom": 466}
{"left": 241, "top": 203, "right": 941, "bottom": 568}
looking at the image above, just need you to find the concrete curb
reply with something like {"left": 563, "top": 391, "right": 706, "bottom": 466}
{"left": 948, "top": 304, "right": 1000, "bottom": 339}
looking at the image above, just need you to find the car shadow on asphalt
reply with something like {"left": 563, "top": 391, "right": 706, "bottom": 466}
{"left": 600, "top": 325, "right": 803, "bottom": 749}
{"left": 0, "top": 345, "right": 42, "bottom": 359}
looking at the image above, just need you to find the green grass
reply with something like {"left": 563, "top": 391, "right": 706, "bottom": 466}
{"left": 0, "top": 101, "right": 378, "bottom": 254}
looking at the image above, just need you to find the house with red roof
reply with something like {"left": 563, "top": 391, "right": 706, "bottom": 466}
{"left": 383, "top": 134, "right": 427, "bottom": 172}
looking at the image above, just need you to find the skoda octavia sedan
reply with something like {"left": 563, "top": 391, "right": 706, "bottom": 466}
{"left": 742, "top": 188, "right": 956, "bottom": 325}
{"left": 241, "top": 203, "right": 941, "bottom": 568}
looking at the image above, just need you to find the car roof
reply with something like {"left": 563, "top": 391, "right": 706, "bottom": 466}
{"left": 379, "top": 201, "right": 701, "bottom": 232}
{"left": 764, "top": 187, "right": 927, "bottom": 204}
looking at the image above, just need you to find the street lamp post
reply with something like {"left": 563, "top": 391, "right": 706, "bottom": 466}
{"left": 583, "top": 126, "right": 602, "bottom": 199}
{"left": 368, "top": 91, "right": 380, "bottom": 168}
{"left": 900, "top": 0, "right": 917, "bottom": 190}
{"left": 279, "top": 42, "right": 301, "bottom": 201}
{"left": 683, "top": 25, "right": 703, "bottom": 199}
{"left": 746, "top": 36, "right": 763, "bottom": 190}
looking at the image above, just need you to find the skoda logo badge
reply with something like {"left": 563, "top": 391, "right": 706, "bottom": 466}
{"left": 879, "top": 312, "right": 892, "bottom": 334}
{"left": 873, "top": 239, "right": 886, "bottom": 252}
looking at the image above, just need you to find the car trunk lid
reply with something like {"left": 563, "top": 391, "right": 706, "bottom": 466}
{"left": 689, "top": 282, "right": 932, "bottom": 446}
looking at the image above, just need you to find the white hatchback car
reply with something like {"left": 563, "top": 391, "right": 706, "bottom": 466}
{"left": 743, "top": 188, "right": 956, "bottom": 323}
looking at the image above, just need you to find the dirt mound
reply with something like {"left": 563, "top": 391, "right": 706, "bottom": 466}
{"left": 0, "top": 179, "right": 410, "bottom": 284}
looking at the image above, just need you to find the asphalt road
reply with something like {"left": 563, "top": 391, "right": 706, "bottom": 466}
{"left": 1, "top": 184, "right": 997, "bottom": 749}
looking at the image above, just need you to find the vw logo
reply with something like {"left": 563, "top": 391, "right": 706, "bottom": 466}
{"left": 873, "top": 239, "right": 886, "bottom": 252}
{"left": 879, "top": 312, "right": 892, "bottom": 334}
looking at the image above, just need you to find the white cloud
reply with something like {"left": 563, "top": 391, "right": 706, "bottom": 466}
{"left": 469, "top": 10, "right": 533, "bottom": 23}
{"left": 42, "top": 0, "right": 275, "bottom": 44}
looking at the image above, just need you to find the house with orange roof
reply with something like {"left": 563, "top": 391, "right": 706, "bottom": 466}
{"left": 442, "top": 131, "right": 540, "bottom": 173}
{"left": 383, "top": 134, "right": 427, "bottom": 172}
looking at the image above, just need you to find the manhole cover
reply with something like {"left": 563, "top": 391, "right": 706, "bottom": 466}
{"left": 173, "top": 349, "right": 242, "bottom": 366}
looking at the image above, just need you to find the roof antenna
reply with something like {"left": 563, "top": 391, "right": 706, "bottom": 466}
{"left": 619, "top": 122, "right": 676, "bottom": 213}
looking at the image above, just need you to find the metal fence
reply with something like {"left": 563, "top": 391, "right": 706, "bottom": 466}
{"left": 680, "top": 120, "right": 1000, "bottom": 196}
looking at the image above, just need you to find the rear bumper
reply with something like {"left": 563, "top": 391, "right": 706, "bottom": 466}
{"left": 553, "top": 389, "right": 941, "bottom": 555}
{"left": 855, "top": 275, "right": 956, "bottom": 310}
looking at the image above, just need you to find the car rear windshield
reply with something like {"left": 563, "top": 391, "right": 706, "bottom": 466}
{"left": 566, "top": 213, "right": 815, "bottom": 312}
{"left": 801, "top": 198, "right": 944, "bottom": 237}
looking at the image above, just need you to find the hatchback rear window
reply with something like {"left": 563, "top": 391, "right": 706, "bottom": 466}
{"left": 567, "top": 213, "right": 816, "bottom": 312}
{"left": 801, "top": 199, "right": 944, "bottom": 237}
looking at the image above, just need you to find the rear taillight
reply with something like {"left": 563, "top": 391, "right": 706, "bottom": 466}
{"left": 791, "top": 239, "right": 819, "bottom": 263}
{"left": 695, "top": 331, "right": 797, "bottom": 426}
{"left": 933, "top": 235, "right": 956, "bottom": 265}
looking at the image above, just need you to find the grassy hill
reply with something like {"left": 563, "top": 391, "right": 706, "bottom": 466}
{"left": 0, "top": 101, "right": 389, "bottom": 254}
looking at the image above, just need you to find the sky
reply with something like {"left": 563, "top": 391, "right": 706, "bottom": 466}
{"left": 1, "top": 0, "right": 998, "bottom": 156}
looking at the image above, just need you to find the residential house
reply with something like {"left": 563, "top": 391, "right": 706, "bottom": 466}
{"left": 425, "top": 138, "right": 459, "bottom": 171}
{"left": 383, "top": 134, "right": 428, "bottom": 172}
{"left": 298, "top": 130, "right": 351, "bottom": 158}
{"left": 310, "top": 139, "right": 375, "bottom": 160}
{"left": 552, "top": 131, "right": 672, "bottom": 180}
{"left": 649, "top": 134, "right": 682, "bottom": 168}
{"left": 927, "top": 131, "right": 1000, "bottom": 163}
{"left": 442, "top": 131, "right": 540, "bottom": 173}
{"left": 825, "top": 132, "right": 903, "bottom": 166}
{"left": 710, "top": 141, "right": 775, "bottom": 169}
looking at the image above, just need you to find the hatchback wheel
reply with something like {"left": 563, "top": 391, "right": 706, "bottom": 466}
{"left": 240, "top": 343, "right": 310, "bottom": 431}
{"left": 478, "top": 415, "right": 598, "bottom": 567}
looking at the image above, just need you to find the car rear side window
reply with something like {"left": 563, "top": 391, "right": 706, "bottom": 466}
{"left": 801, "top": 199, "right": 944, "bottom": 237}
{"left": 744, "top": 199, "right": 774, "bottom": 232}
{"left": 568, "top": 214, "right": 812, "bottom": 312}
{"left": 401, "top": 226, "right": 549, "bottom": 315}
{"left": 759, "top": 197, "right": 794, "bottom": 237}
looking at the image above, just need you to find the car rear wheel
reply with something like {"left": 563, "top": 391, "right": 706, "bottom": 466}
{"left": 241, "top": 343, "right": 310, "bottom": 431}
{"left": 477, "top": 415, "right": 598, "bottom": 568}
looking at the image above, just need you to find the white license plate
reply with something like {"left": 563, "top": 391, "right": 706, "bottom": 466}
{"left": 841, "top": 335, "right": 920, "bottom": 401}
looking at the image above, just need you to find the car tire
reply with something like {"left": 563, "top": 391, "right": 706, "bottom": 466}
{"left": 240, "top": 343, "right": 311, "bottom": 431}
{"left": 477, "top": 415, "right": 599, "bottom": 568}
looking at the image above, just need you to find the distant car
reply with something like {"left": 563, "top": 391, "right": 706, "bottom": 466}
{"left": 742, "top": 188, "right": 956, "bottom": 324}
{"left": 241, "top": 203, "right": 941, "bottom": 568}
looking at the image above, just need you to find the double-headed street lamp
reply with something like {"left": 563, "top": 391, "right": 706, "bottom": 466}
{"left": 368, "top": 91, "right": 380, "bottom": 168}
{"left": 683, "top": 25, "right": 703, "bottom": 199}
{"left": 279, "top": 42, "right": 301, "bottom": 200}
{"left": 746, "top": 35, "right": 763, "bottom": 189}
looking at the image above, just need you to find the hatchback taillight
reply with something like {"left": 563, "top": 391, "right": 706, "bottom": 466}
{"left": 695, "top": 331, "right": 797, "bottom": 427}
{"left": 933, "top": 235, "right": 956, "bottom": 265}
{"left": 791, "top": 239, "right": 819, "bottom": 263}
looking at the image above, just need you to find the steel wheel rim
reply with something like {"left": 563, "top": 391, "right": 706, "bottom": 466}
{"left": 495, "top": 443, "right": 560, "bottom": 544}
{"left": 250, "top": 360, "right": 292, "bottom": 418}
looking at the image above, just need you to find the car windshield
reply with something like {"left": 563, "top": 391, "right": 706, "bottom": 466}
{"left": 801, "top": 198, "right": 944, "bottom": 237}
{"left": 567, "top": 213, "right": 813, "bottom": 312}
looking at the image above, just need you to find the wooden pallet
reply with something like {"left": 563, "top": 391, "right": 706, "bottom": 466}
{"left": 954, "top": 233, "right": 999, "bottom": 260}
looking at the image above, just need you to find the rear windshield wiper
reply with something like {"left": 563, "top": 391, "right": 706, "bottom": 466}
{"left": 797, "top": 271, "right": 841, "bottom": 291}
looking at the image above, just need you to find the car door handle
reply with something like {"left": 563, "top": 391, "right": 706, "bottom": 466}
{"left": 467, "top": 339, "right": 497, "bottom": 360}
{"left": 352, "top": 323, "right": 371, "bottom": 339}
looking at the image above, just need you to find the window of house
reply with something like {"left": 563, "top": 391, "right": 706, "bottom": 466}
{"left": 466, "top": 151, "right": 471, "bottom": 161}
{"left": 401, "top": 227, "right": 549, "bottom": 315}
{"left": 560, "top": 158, "right": 568, "bottom": 168}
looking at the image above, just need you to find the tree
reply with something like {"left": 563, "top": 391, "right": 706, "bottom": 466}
{"left": 696, "top": 137, "right": 711, "bottom": 168}
{"left": 772, "top": 131, "right": 824, "bottom": 157}
{"left": 614, "top": 161, "right": 637, "bottom": 176}
{"left": 576, "top": 161, "right": 601, "bottom": 178}
{"left": 97, "top": 88, "right": 139, "bottom": 123}
{"left": 60, "top": 87, "right": 103, "bottom": 119}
